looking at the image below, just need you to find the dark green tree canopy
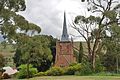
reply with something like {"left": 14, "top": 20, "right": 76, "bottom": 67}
{"left": 13, "top": 35, "right": 57, "bottom": 72}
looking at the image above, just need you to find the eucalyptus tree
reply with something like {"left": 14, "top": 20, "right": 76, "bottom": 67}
{"left": 102, "top": 23, "right": 120, "bottom": 73}
{"left": 73, "top": 0, "right": 120, "bottom": 71}
{"left": 0, "top": 0, "right": 42, "bottom": 78}
{"left": 0, "top": 0, "right": 41, "bottom": 43}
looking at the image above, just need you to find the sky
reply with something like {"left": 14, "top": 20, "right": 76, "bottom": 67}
{"left": 0, "top": 0, "right": 119, "bottom": 41}
{"left": 19, "top": 0, "right": 89, "bottom": 40}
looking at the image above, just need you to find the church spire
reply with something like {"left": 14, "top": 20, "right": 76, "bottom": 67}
{"left": 61, "top": 12, "right": 69, "bottom": 41}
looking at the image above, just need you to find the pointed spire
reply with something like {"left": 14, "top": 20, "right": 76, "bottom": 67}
{"left": 61, "top": 11, "right": 69, "bottom": 41}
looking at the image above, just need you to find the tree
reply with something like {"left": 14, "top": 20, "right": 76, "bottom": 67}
{"left": 73, "top": 0, "right": 120, "bottom": 71}
{"left": 78, "top": 42, "right": 83, "bottom": 63}
{"left": 0, "top": 0, "right": 25, "bottom": 38}
{"left": 1, "top": 41, "right": 7, "bottom": 49}
{"left": 14, "top": 35, "right": 52, "bottom": 78}
{"left": 102, "top": 23, "right": 120, "bottom": 72}
{"left": 0, "top": 0, "right": 42, "bottom": 78}
{"left": 13, "top": 35, "right": 55, "bottom": 78}
{"left": 13, "top": 35, "right": 57, "bottom": 72}
{"left": 0, "top": 0, "right": 41, "bottom": 43}
{"left": 44, "top": 35, "right": 57, "bottom": 64}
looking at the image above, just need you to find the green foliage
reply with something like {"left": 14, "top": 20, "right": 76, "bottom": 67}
{"left": 17, "top": 64, "right": 38, "bottom": 79}
{"left": 95, "top": 59, "right": 106, "bottom": 73}
{"left": 46, "top": 67, "right": 64, "bottom": 76}
{"left": 74, "top": 0, "right": 120, "bottom": 72}
{"left": 65, "top": 63, "right": 81, "bottom": 75}
{"left": 13, "top": 35, "right": 53, "bottom": 72}
{"left": 35, "top": 72, "right": 47, "bottom": 76}
{"left": 1, "top": 41, "right": 7, "bottom": 49}
{"left": 0, "top": 54, "right": 5, "bottom": 68}
{"left": 35, "top": 63, "right": 81, "bottom": 76}
{"left": 104, "top": 10, "right": 117, "bottom": 20}
{"left": 0, "top": 0, "right": 26, "bottom": 12}
{"left": 0, "top": 0, "right": 41, "bottom": 43}
{"left": 35, "top": 67, "right": 64, "bottom": 76}
{"left": 74, "top": 15, "right": 100, "bottom": 24}
{"left": 102, "top": 23, "right": 120, "bottom": 72}
{"left": 0, "top": 0, "right": 26, "bottom": 39}
{"left": 78, "top": 61, "right": 93, "bottom": 75}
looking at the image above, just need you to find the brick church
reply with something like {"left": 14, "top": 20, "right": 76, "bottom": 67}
{"left": 54, "top": 12, "right": 76, "bottom": 67}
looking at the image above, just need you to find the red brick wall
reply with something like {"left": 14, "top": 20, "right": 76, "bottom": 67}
{"left": 54, "top": 41, "right": 76, "bottom": 67}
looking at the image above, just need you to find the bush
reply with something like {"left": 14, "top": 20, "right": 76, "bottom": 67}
{"left": 64, "top": 63, "right": 81, "bottom": 75}
{"left": 77, "top": 61, "right": 93, "bottom": 75}
{"left": 35, "top": 72, "right": 47, "bottom": 76}
{"left": 17, "top": 64, "right": 38, "bottom": 79}
{"left": 95, "top": 59, "right": 106, "bottom": 73}
{"left": 46, "top": 67, "right": 64, "bottom": 76}
{"left": 95, "top": 64, "right": 106, "bottom": 73}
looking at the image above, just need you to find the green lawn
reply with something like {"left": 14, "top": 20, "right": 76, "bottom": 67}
{"left": 27, "top": 76, "right": 120, "bottom": 80}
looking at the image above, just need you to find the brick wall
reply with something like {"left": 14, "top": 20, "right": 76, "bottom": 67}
{"left": 54, "top": 41, "right": 76, "bottom": 67}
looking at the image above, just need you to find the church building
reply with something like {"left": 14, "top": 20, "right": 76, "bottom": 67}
{"left": 54, "top": 12, "right": 76, "bottom": 67}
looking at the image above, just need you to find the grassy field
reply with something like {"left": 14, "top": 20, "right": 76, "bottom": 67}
{"left": 26, "top": 76, "right": 120, "bottom": 80}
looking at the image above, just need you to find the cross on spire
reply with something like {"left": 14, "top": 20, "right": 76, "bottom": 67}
{"left": 61, "top": 12, "right": 69, "bottom": 41}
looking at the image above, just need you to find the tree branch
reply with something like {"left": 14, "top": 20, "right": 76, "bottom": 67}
{"left": 71, "top": 22, "right": 88, "bottom": 42}
{"left": 90, "top": 0, "right": 105, "bottom": 11}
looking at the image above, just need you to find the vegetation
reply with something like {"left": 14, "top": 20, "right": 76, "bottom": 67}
{"left": 0, "top": 0, "right": 120, "bottom": 79}
{"left": 73, "top": 0, "right": 120, "bottom": 71}
{"left": 0, "top": 0, "right": 41, "bottom": 42}
{"left": 78, "top": 42, "right": 83, "bottom": 63}
{"left": 0, "top": 53, "right": 5, "bottom": 69}
{"left": 64, "top": 63, "right": 81, "bottom": 75}
{"left": 17, "top": 64, "right": 38, "bottom": 79}
{"left": 29, "top": 76, "right": 120, "bottom": 80}
{"left": 13, "top": 35, "right": 56, "bottom": 71}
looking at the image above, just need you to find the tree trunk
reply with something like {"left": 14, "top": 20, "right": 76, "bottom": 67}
{"left": 87, "top": 39, "right": 92, "bottom": 63}
{"left": 92, "top": 52, "right": 96, "bottom": 71}
{"left": 91, "top": 38, "right": 99, "bottom": 71}
{"left": 78, "top": 42, "right": 83, "bottom": 63}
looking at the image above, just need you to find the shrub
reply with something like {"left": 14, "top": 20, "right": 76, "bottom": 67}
{"left": 95, "top": 64, "right": 106, "bottom": 73}
{"left": 78, "top": 61, "right": 93, "bottom": 75}
{"left": 95, "top": 59, "right": 106, "bottom": 73}
{"left": 17, "top": 64, "right": 38, "bottom": 79}
{"left": 65, "top": 63, "right": 81, "bottom": 75}
{"left": 46, "top": 67, "right": 64, "bottom": 76}
{"left": 35, "top": 72, "right": 47, "bottom": 76}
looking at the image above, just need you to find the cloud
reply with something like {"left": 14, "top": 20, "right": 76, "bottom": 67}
{"left": 19, "top": 0, "right": 89, "bottom": 39}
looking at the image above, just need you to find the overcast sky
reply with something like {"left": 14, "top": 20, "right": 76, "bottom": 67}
{"left": 19, "top": 0, "right": 90, "bottom": 40}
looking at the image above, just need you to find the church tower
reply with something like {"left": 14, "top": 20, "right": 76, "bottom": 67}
{"left": 55, "top": 12, "right": 76, "bottom": 67}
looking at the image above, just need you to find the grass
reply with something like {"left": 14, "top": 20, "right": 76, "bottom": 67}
{"left": 26, "top": 76, "right": 120, "bottom": 80}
